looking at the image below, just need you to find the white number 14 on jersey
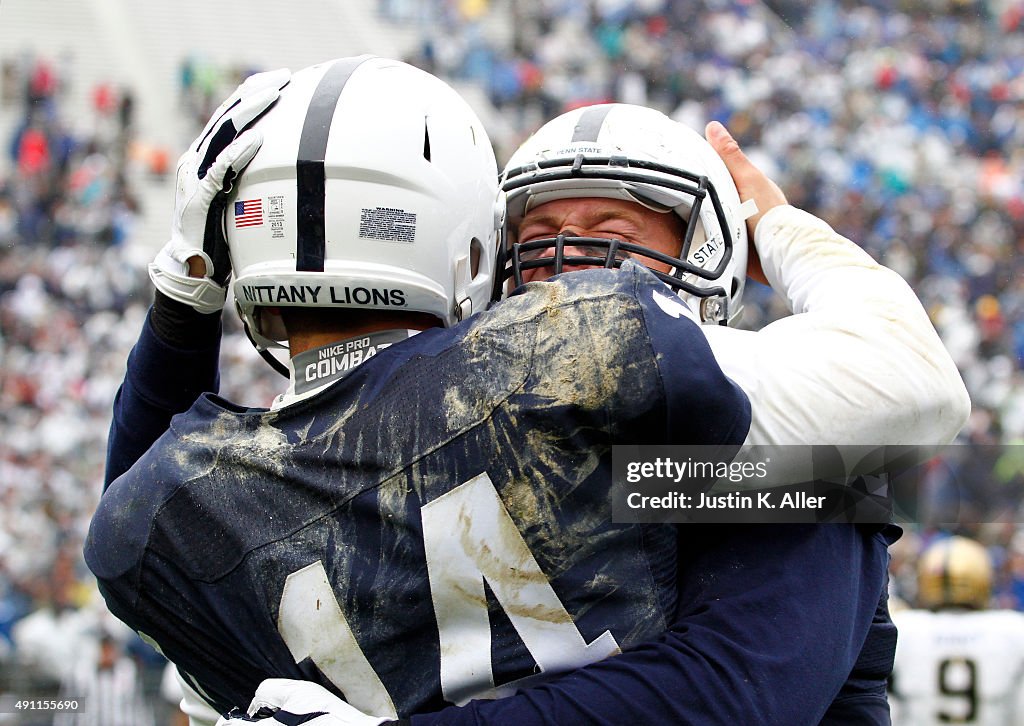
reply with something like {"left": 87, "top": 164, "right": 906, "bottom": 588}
{"left": 278, "top": 473, "right": 621, "bottom": 719}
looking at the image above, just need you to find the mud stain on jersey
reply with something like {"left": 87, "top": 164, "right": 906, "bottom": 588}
{"left": 173, "top": 411, "right": 287, "bottom": 474}
{"left": 446, "top": 275, "right": 658, "bottom": 595}
{"left": 245, "top": 419, "right": 292, "bottom": 478}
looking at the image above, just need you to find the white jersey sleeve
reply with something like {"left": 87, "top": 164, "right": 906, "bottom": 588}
{"left": 890, "top": 609, "right": 1024, "bottom": 726}
{"left": 703, "top": 206, "right": 970, "bottom": 475}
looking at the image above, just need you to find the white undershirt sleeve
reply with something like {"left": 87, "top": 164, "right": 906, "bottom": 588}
{"left": 703, "top": 205, "right": 970, "bottom": 473}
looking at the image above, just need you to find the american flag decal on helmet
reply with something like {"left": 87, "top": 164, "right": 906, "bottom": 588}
{"left": 234, "top": 199, "right": 264, "bottom": 228}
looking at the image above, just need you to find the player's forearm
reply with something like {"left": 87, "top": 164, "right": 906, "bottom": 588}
{"left": 104, "top": 302, "right": 221, "bottom": 486}
{"left": 758, "top": 205, "right": 968, "bottom": 443}
{"left": 705, "top": 205, "right": 969, "bottom": 450}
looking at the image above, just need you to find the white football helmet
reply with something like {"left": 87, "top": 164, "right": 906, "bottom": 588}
{"left": 501, "top": 104, "right": 748, "bottom": 324}
{"left": 225, "top": 56, "right": 503, "bottom": 365}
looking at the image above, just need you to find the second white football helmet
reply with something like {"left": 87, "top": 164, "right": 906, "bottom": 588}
{"left": 225, "top": 56, "right": 504, "bottom": 358}
{"left": 501, "top": 104, "right": 748, "bottom": 324}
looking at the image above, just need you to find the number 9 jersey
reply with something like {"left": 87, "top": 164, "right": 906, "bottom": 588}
{"left": 890, "top": 608, "right": 1024, "bottom": 725}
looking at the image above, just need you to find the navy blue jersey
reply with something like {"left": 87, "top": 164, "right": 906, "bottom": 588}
{"left": 92, "top": 264, "right": 901, "bottom": 720}
{"left": 406, "top": 523, "right": 898, "bottom": 726}
{"left": 87, "top": 264, "right": 750, "bottom": 716}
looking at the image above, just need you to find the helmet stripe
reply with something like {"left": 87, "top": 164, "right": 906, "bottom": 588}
{"left": 295, "top": 55, "right": 374, "bottom": 272}
{"left": 570, "top": 105, "right": 613, "bottom": 142}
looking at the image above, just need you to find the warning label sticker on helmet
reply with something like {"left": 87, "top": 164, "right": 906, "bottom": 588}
{"left": 359, "top": 207, "right": 416, "bottom": 243}
{"left": 268, "top": 195, "right": 285, "bottom": 239}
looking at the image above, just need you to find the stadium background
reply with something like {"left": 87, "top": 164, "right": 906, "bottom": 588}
{"left": 1, "top": 0, "right": 1023, "bottom": 722}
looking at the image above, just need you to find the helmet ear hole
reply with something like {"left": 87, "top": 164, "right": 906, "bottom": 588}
{"left": 469, "top": 238, "right": 483, "bottom": 279}
{"left": 256, "top": 307, "right": 288, "bottom": 343}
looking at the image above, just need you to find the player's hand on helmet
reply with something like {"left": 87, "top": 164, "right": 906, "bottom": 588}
{"left": 149, "top": 68, "right": 290, "bottom": 313}
{"left": 705, "top": 120, "right": 787, "bottom": 285}
{"left": 215, "top": 679, "right": 393, "bottom": 726}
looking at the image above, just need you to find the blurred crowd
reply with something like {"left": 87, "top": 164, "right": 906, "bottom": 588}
{"left": 0, "top": 54, "right": 278, "bottom": 719}
{"left": 2, "top": 0, "right": 1024, "bottom": 718}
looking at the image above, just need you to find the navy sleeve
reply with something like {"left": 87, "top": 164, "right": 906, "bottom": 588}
{"left": 104, "top": 305, "right": 221, "bottom": 487}
{"left": 631, "top": 269, "right": 752, "bottom": 446}
{"left": 408, "top": 523, "right": 894, "bottom": 726}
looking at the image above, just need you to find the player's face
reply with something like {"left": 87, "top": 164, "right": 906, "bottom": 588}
{"left": 515, "top": 197, "right": 686, "bottom": 283}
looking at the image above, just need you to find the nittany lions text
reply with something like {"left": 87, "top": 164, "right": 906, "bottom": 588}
{"left": 239, "top": 284, "right": 406, "bottom": 306}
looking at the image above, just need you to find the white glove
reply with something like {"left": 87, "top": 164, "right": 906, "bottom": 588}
{"left": 150, "top": 68, "right": 290, "bottom": 313}
{"left": 215, "top": 679, "right": 393, "bottom": 726}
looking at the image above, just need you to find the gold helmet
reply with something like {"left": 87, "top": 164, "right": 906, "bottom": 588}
{"left": 917, "top": 536, "right": 994, "bottom": 610}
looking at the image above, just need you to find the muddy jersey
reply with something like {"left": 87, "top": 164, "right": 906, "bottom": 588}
{"left": 86, "top": 263, "right": 750, "bottom": 717}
